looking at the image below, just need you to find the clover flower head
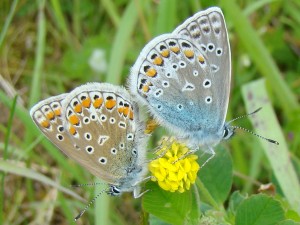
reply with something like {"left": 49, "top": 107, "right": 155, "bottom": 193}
{"left": 149, "top": 138, "right": 200, "bottom": 193}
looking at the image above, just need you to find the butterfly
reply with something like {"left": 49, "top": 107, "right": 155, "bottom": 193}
{"left": 30, "top": 83, "right": 149, "bottom": 219}
{"left": 129, "top": 7, "right": 277, "bottom": 161}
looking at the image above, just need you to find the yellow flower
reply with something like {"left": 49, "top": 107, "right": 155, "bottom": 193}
{"left": 149, "top": 138, "right": 200, "bottom": 193}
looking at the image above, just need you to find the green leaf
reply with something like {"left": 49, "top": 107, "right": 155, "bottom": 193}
{"left": 228, "top": 191, "right": 246, "bottom": 213}
{"left": 236, "top": 194, "right": 285, "bottom": 225}
{"left": 277, "top": 220, "right": 300, "bottom": 225}
{"left": 143, "top": 181, "right": 200, "bottom": 225}
{"left": 198, "top": 145, "right": 233, "bottom": 205}
{"left": 242, "top": 79, "right": 300, "bottom": 213}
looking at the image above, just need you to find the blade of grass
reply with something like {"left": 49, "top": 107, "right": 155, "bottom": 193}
{"left": 72, "top": 0, "right": 81, "bottom": 39}
{"left": 101, "top": 0, "right": 120, "bottom": 27}
{"left": 105, "top": 0, "right": 138, "bottom": 84}
{"left": 242, "top": 79, "right": 300, "bottom": 213}
{"left": 29, "top": 0, "right": 46, "bottom": 108}
{"left": 155, "top": 0, "right": 177, "bottom": 35}
{"left": 0, "top": 0, "right": 19, "bottom": 49}
{"left": 0, "top": 159, "right": 85, "bottom": 202}
{"left": 0, "top": 95, "right": 17, "bottom": 224}
{"left": 50, "top": 0, "right": 78, "bottom": 48}
{"left": 221, "top": 0, "right": 299, "bottom": 115}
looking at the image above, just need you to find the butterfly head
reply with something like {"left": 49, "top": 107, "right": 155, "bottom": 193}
{"left": 222, "top": 123, "right": 235, "bottom": 140}
{"left": 106, "top": 185, "right": 122, "bottom": 196}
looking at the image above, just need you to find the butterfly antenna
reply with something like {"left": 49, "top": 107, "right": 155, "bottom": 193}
{"left": 228, "top": 107, "right": 279, "bottom": 145}
{"left": 74, "top": 188, "right": 109, "bottom": 221}
{"left": 228, "top": 107, "right": 262, "bottom": 124}
{"left": 71, "top": 182, "right": 106, "bottom": 188}
{"left": 231, "top": 125, "right": 279, "bottom": 145}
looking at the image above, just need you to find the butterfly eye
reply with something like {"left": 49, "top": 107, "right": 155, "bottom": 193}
{"left": 223, "top": 127, "right": 233, "bottom": 140}
{"left": 109, "top": 186, "right": 121, "bottom": 196}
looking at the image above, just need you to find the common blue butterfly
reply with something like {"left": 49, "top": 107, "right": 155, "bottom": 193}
{"left": 30, "top": 83, "right": 149, "bottom": 219}
{"left": 129, "top": 7, "right": 277, "bottom": 161}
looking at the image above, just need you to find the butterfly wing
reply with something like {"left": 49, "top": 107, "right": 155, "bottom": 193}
{"left": 129, "top": 7, "right": 230, "bottom": 145}
{"left": 173, "top": 7, "right": 231, "bottom": 129}
{"left": 61, "top": 83, "right": 146, "bottom": 185}
{"left": 30, "top": 94, "right": 94, "bottom": 170}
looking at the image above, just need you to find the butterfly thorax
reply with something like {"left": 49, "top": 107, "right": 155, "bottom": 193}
{"left": 186, "top": 122, "right": 234, "bottom": 147}
{"left": 110, "top": 163, "right": 147, "bottom": 194}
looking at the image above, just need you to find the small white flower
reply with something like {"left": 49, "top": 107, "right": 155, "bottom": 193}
{"left": 88, "top": 49, "right": 107, "bottom": 73}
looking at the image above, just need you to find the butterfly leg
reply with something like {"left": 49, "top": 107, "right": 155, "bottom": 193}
{"left": 201, "top": 147, "right": 216, "bottom": 167}
{"left": 133, "top": 187, "right": 150, "bottom": 198}
{"left": 172, "top": 148, "right": 198, "bottom": 164}
{"left": 132, "top": 176, "right": 153, "bottom": 198}
{"left": 144, "top": 137, "right": 173, "bottom": 164}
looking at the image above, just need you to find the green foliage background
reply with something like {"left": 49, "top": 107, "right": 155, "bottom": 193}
{"left": 1, "top": 0, "right": 300, "bottom": 224}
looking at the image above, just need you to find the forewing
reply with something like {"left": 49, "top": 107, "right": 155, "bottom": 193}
{"left": 30, "top": 94, "right": 93, "bottom": 168}
{"left": 174, "top": 7, "right": 231, "bottom": 128}
{"left": 130, "top": 7, "right": 230, "bottom": 136}
{"left": 62, "top": 83, "right": 141, "bottom": 185}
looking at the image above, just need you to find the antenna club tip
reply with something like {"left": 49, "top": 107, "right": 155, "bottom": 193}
{"left": 74, "top": 211, "right": 84, "bottom": 221}
{"left": 268, "top": 139, "right": 279, "bottom": 145}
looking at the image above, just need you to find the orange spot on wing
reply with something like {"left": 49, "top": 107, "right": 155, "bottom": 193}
{"left": 123, "top": 106, "right": 129, "bottom": 116}
{"left": 54, "top": 109, "right": 61, "bottom": 116}
{"left": 129, "top": 109, "right": 134, "bottom": 120}
{"left": 184, "top": 49, "right": 194, "bottom": 58}
{"left": 46, "top": 111, "right": 55, "bottom": 120}
{"left": 69, "top": 126, "right": 77, "bottom": 135}
{"left": 69, "top": 114, "right": 80, "bottom": 125}
{"left": 118, "top": 107, "right": 124, "bottom": 114}
{"left": 146, "top": 68, "right": 157, "bottom": 77}
{"left": 142, "top": 85, "right": 149, "bottom": 93}
{"left": 153, "top": 56, "right": 163, "bottom": 66}
{"left": 40, "top": 120, "right": 50, "bottom": 129}
{"left": 170, "top": 46, "right": 180, "bottom": 53}
{"left": 93, "top": 98, "right": 103, "bottom": 108}
{"left": 161, "top": 49, "right": 170, "bottom": 58}
{"left": 82, "top": 97, "right": 91, "bottom": 108}
{"left": 198, "top": 55, "right": 205, "bottom": 64}
{"left": 105, "top": 99, "right": 116, "bottom": 110}
{"left": 74, "top": 104, "right": 82, "bottom": 113}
